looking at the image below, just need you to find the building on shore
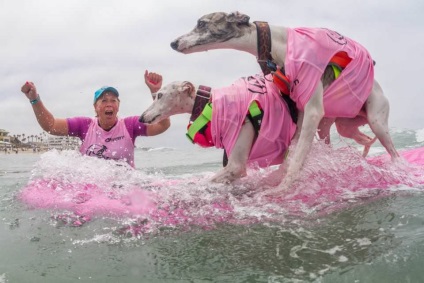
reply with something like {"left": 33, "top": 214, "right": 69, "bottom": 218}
{"left": 0, "top": 129, "right": 11, "bottom": 143}
{"left": 0, "top": 129, "right": 13, "bottom": 150}
{"left": 47, "top": 135, "right": 81, "bottom": 150}
{"left": 0, "top": 129, "right": 81, "bottom": 152}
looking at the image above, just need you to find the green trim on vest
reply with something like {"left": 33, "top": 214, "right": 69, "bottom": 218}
{"left": 186, "top": 102, "right": 212, "bottom": 143}
{"left": 331, "top": 64, "right": 342, "bottom": 79}
{"left": 186, "top": 101, "right": 262, "bottom": 143}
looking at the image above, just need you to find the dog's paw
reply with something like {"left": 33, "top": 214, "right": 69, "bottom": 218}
{"left": 256, "top": 172, "right": 295, "bottom": 198}
{"left": 362, "top": 136, "right": 378, "bottom": 157}
{"left": 255, "top": 186, "right": 288, "bottom": 202}
{"left": 262, "top": 167, "right": 286, "bottom": 187}
{"left": 210, "top": 172, "right": 233, "bottom": 184}
{"left": 210, "top": 166, "right": 246, "bottom": 184}
{"left": 280, "top": 173, "right": 296, "bottom": 188}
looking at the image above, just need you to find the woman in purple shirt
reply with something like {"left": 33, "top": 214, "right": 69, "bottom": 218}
{"left": 20, "top": 70, "right": 170, "bottom": 167}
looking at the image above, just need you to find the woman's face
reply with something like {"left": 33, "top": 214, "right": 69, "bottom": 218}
{"left": 94, "top": 92, "right": 120, "bottom": 123}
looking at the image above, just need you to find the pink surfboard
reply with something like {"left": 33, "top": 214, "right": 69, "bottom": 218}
{"left": 18, "top": 146, "right": 424, "bottom": 231}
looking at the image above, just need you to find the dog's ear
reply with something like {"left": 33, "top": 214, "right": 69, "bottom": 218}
{"left": 180, "top": 81, "right": 195, "bottom": 97}
{"left": 227, "top": 11, "right": 250, "bottom": 25}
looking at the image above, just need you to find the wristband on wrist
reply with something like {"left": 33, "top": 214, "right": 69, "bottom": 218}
{"left": 30, "top": 95, "right": 40, "bottom": 105}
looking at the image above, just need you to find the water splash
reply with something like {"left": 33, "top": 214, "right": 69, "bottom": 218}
{"left": 416, "top": 128, "right": 424, "bottom": 143}
{"left": 18, "top": 145, "right": 424, "bottom": 236}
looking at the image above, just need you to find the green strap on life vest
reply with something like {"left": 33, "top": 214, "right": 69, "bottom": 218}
{"left": 186, "top": 101, "right": 262, "bottom": 143}
{"left": 248, "top": 100, "right": 261, "bottom": 118}
{"left": 331, "top": 64, "right": 342, "bottom": 79}
{"left": 186, "top": 103, "right": 213, "bottom": 142}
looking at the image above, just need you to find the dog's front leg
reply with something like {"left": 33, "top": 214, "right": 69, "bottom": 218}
{"left": 262, "top": 112, "right": 305, "bottom": 188}
{"left": 291, "top": 111, "right": 304, "bottom": 144}
{"left": 210, "top": 118, "right": 255, "bottom": 183}
{"left": 274, "top": 83, "right": 325, "bottom": 194}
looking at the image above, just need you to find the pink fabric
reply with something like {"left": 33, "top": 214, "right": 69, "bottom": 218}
{"left": 67, "top": 116, "right": 147, "bottom": 143}
{"left": 79, "top": 118, "right": 136, "bottom": 167}
{"left": 19, "top": 180, "right": 156, "bottom": 221}
{"left": 402, "top": 147, "right": 424, "bottom": 165}
{"left": 211, "top": 74, "right": 296, "bottom": 167}
{"left": 285, "top": 27, "right": 375, "bottom": 117}
{"left": 370, "top": 147, "right": 424, "bottom": 166}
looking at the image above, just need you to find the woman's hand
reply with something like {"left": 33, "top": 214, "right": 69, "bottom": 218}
{"left": 144, "top": 70, "right": 162, "bottom": 94}
{"left": 21, "top": 81, "right": 38, "bottom": 100}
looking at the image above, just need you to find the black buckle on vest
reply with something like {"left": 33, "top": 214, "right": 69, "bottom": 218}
{"left": 189, "top": 85, "right": 211, "bottom": 122}
{"left": 247, "top": 112, "right": 263, "bottom": 136}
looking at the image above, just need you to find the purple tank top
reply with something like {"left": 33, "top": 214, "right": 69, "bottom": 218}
{"left": 67, "top": 116, "right": 147, "bottom": 167}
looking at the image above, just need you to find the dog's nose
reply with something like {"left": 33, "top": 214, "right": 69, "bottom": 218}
{"left": 170, "top": 40, "right": 179, "bottom": 50}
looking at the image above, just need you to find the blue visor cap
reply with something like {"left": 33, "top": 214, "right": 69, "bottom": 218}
{"left": 93, "top": 86, "right": 119, "bottom": 103}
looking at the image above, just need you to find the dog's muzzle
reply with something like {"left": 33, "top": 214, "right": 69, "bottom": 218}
{"left": 170, "top": 40, "right": 179, "bottom": 51}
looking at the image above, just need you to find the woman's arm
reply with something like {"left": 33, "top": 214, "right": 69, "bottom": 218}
{"left": 145, "top": 119, "right": 171, "bottom": 136}
{"left": 21, "top": 81, "right": 69, "bottom": 136}
{"left": 143, "top": 71, "right": 171, "bottom": 136}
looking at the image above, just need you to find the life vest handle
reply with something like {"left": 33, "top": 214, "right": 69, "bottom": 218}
{"left": 249, "top": 100, "right": 262, "bottom": 118}
{"left": 246, "top": 100, "right": 264, "bottom": 136}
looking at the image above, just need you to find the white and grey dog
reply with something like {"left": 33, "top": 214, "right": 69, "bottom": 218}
{"left": 170, "top": 11, "right": 400, "bottom": 193}
{"left": 140, "top": 74, "right": 296, "bottom": 184}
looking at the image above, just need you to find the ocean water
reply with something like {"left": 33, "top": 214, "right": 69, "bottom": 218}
{"left": 1, "top": 128, "right": 424, "bottom": 283}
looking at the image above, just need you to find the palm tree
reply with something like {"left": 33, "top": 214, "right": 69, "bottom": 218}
{"left": 11, "top": 135, "right": 17, "bottom": 146}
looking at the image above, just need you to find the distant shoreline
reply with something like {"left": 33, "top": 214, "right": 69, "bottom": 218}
{"left": 2, "top": 148, "right": 46, "bottom": 155}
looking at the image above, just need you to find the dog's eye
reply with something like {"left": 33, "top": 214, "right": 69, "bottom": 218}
{"left": 197, "top": 20, "right": 206, "bottom": 28}
{"left": 156, "top": 93, "right": 163, "bottom": 100}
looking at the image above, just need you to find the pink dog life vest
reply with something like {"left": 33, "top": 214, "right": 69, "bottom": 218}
{"left": 285, "top": 27, "right": 375, "bottom": 118}
{"left": 79, "top": 118, "right": 135, "bottom": 167}
{"left": 210, "top": 74, "right": 296, "bottom": 168}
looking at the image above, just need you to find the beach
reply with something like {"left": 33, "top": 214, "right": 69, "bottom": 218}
{"left": 2, "top": 148, "right": 45, "bottom": 155}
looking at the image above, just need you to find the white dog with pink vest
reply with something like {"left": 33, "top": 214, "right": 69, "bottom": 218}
{"left": 170, "top": 11, "right": 401, "bottom": 194}
{"left": 140, "top": 74, "right": 296, "bottom": 183}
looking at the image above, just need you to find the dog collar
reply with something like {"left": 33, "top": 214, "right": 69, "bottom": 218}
{"left": 189, "top": 85, "right": 212, "bottom": 122}
{"left": 254, "top": 21, "right": 273, "bottom": 75}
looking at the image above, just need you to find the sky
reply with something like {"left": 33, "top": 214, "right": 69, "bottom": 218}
{"left": 1, "top": 0, "right": 423, "bottom": 148}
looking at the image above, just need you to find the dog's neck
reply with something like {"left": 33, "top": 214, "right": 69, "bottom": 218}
{"left": 225, "top": 24, "right": 288, "bottom": 67}
{"left": 268, "top": 25, "right": 288, "bottom": 65}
